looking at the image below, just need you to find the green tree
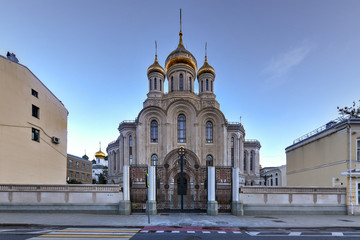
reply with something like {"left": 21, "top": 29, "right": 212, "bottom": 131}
{"left": 338, "top": 100, "right": 360, "bottom": 118}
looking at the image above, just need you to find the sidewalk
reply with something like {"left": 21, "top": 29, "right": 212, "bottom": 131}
{"left": 0, "top": 213, "right": 359, "bottom": 229}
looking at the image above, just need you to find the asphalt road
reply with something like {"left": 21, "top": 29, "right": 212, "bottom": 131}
{"left": 2, "top": 226, "right": 360, "bottom": 240}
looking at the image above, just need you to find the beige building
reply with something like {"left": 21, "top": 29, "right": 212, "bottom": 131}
{"left": 286, "top": 117, "right": 360, "bottom": 187}
{"left": 0, "top": 53, "right": 68, "bottom": 184}
{"left": 107, "top": 22, "right": 261, "bottom": 212}
{"left": 67, "top": 154, "right": 92, "bottom": 184}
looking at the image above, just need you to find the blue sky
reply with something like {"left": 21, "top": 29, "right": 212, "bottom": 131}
{"left": 1, "top": 0, "right": 360, "bottom": 167}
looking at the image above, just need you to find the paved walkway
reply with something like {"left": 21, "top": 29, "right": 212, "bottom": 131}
{"left": 0, "top": 213, "right": 359, "bottom": 229}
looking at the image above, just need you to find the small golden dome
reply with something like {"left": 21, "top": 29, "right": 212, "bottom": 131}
{"left": 165, "top": 32, "right": 197, "bottom": 72}
{"left": 197, "top": 56, "right": 215, "bottom": 78}
{"left": 95, "top": 150, "right": 105, "bottom": 159}
{"left": 147, "top": 55, "right": 165, "bottom": 76}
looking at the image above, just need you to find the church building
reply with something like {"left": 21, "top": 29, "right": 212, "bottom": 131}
{"left": 107, "top": 14, "right": 261, "bottom": 213}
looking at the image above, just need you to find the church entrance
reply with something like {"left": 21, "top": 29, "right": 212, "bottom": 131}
{"left": 156, "top": 148, "right": 207, "bottom": 212}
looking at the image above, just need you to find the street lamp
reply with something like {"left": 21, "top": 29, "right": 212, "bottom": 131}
{"left": 178, "top": 146, "right": 185, "bottom": 211}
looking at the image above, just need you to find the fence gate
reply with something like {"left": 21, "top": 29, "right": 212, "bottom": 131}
{"left": 216, "top": 167, "right": 232, "bottom": 212}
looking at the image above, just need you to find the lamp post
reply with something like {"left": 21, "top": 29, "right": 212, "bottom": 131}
{"left": 178, "top": 146, "right": 185, "bottom": 211}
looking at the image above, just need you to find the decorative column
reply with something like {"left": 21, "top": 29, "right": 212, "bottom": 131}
{"left": 119, "top": 165, "right": 131, "bottom": 215}
{"left": 207, "top": 166, "right": 218, "bottom": 216}
{"left": 232, "top": 167, "right": 244, "bottom": 216}
{"left": 147, "top": 166, "right": 157, "bottom": 215}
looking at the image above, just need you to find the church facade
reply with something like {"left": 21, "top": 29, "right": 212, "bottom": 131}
{"left": 107, "top": 22, "right": 261, "bottom": 213}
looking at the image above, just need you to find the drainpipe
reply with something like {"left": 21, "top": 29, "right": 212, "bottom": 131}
{"left": 349, "top": 118, "right": 353, "bottom": 215}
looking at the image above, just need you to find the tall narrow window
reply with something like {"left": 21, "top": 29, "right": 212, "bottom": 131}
{"left": 206, "top": 121, "right": 213, "bottom": 143}
{"left": 160, "top": 79, "right": 162, "bottom": 91}
{"left": 231, "top": 137, "right": 234, "bottom": 167}
{"left": 32, "top": 105, "right": 39, "bottom": 118}
{"left": 113, "top": 152, "right": 117, "bottom": 171}
{"left": 150, "top": 79, "right": 152, "bottom": 90}
{"left": 177, "top": 114, "right": 186, "bottom": 143}
{"left": 171, "top": 77, "right": 174, "bottom": 92}
{"left": 358, "top": 182, "right": 360, "bottom": 204}
{"left": 129, "top": 135, "right": 133, "bottom": 165}
{"left": 211, "top": 81, "right": 213, "bottom": 92}
{"left": 32, "top": 128, "right": 40, "bottom": 142}
{"left": 243, "top": 152, "right": 246, "bottom": 171}
{"left": 189, "top": 78, "right": 192, "bottom": 92}
{"left": 179, "top": 74, "right": 183, "bottom": 91}
{"left": 357, "top": 139, "right": 360, "bottom": 161}
{"left": 154, "top": 78, "right": 157, "bottom": 90}
{"left": 201, "top": 80, "right": 204, "bottom": 92}
{"left": 206, "top": 79, "right": 209, "bottom": 91}
{"left": 151, "top": 120, "right": 158, "bottom": 143}
{"left": 250, "top": 152, "right": 253, "bottom": 171}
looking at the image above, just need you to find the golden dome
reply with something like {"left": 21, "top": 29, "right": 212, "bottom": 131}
{"left": 147, "top": 55, "right": 165, "bottom": 76}
{"left": 165, "top": 32, "right": 197, "bottom": 72}
{"left": 95, "top": 150, "right": 105, "bottom": 159}
{"left": 197, "top": 56, "right": 215, "bottom": 78}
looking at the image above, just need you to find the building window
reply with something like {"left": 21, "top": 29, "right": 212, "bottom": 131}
{"left": 189, "top": 78, "right": 192, "bottom": 92}
{"left": 151, "top": 154, "right": 158, "bottom": 166}
{"left": 149, "top": 79, "right": 152, "bottom": 90}
{"left": 206, "top": 79, "right": 209, "bottom": 91}
{"left": 201, "top": 80, "right": 204, "bottom": 92}
{"left": 32, "top": 128, "right": 40, "bottom": 142}
{"left": 171, "top": 77, "right": 174, "bottom": 92}
{"left": 129, "top": 135, "right": 133, "bottom": 165}
{"left": 32, "top": 105, "right": 39, "bottom": 118}
{"left": 211, "top": 81, "right": 213, "bottom": 92}
{"left": 81, "top": 163, "right": 85, "bottom": 169}
{"left": 275, "top": 177, "right": 278, "bottom": 186}
{"left": 113, "top": 152, "right": 117, "bottom": 171}
{"left": 154, "top": 78, "right": 157, "bottom": 90}
{"left": 250, "top": 152, "right": 253, "bottom": 171}
{"left": 151, "top": 120, "right": 158, "bottom": 143}
{"left": 357, "top": 139, "right": 360, "bottom": 161}
{"left": 358, "top": 182, "right": 360, "bottom": 204}
{"left": 76, "top": 162, "right": 79, "bottom": 168}
{"left": 177, "top": 114, "right": 186, "bottom": 143}
{"left": 81, "top": 173, "right": 85, "bottom": 180}
{"left": 69, "top": 160, "right": 73, "bottom": 167}
{"left": 206, "top": 155, "right": 213, "bottom": 166}
{"left": 86, "top": 164, "right": 90, "bottom": 170}
{"left": 231, "top": 137, "right": 234, "bottom": 167}
{"left": 206, "top": 121, "right": 213, "bottom": 143}
{"left": 243, "top": 152, "right": 246, "bottom": 171}
{"left": 70, "top": 171, "right": 73, "bottom": 178}
{"left": 160, "top": 79, "right": 162, "bottom": 91}
{"left": 31, "top": 89, "right": 38, "bottom": 98}
{"left": 87, "top": 175, "right": 90, "bottom": 181}
{"left": 179, "top": 74, "right": 183, "bottom": 91}
{"left": 76, "top": 172, "right": 79, "bottom": 179}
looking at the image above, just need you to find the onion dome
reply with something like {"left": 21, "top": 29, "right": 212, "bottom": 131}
{"left": 197, "top": 55, "right": 215, "bottom": 78}
{"left": 147, "top": 54, "right": 165, "bottom": 76}
{"left": 95, "top": 150, "right": 105, "bottom": 159}
{"left": 165, "top": 31, "right": 197, "bottom": 72}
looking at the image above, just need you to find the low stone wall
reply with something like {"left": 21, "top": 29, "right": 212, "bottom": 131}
{"left": 0, "top": 184, "right": 123, "bottom": 214}
{"left": 239, "top": 187, "right": 347, "bottom": 215}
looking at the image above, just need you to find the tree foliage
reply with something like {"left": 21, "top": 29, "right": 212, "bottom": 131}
{"left": 337, "top": 100, "right": 360, "bottom": 118}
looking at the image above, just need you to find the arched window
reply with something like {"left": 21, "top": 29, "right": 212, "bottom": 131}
{"left": 250, "top": 152, "right": 253, "bottom": 171}
{"left": 189, "top": 77, "right": 192, "bottom": 92}
{"left": 113, "top": 152, "right": 116, "bottom": 171}
{"left": 151, "top": 154, "right": 158, "bottom": 166}
{"left": 179, "top": 74, "right": 183, "bottom": 91}
{"left": 201, "top": 80, "right": 204, "bottom": 92}
{"left": 206, "top": 121, "right": 213, "bottom": 143}
{"left": 231, "top": 137, "right": 234, "bottom": 167}
{"left": 211, "top": 80, "right": 213, "bottom": 92}
{"left": 177, "top": 114, "right": 186, "bottom": 143}
{"left": 154, "top": 78, "right": 157, "bottom": 90}
{"left": 149, "top": 79, "right": 152, "bottom": 90}
{"left": 206, "top": 155, "right": 213, "bottom": 166}
{"left": 129, "top": 135, "right": 133, "bottom": 165}
{"left": 150, "top": 120, "right": 158, "bottom": 143}
{"left": 206, "top": 79, "right": 209, "bottom": 91}
{"left": 171, "top": 77, "right": 174, "bottom": 92}
{"left": 160, "top": 79, "right": 162, "bottom": 91}
{"left": 243, "top": 152, "right": 246, "bottom": 171}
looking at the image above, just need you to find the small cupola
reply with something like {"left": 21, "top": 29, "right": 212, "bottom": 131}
{"left": 147, "top": 41, "right": 165, "bottom": 96}
{"left": 198, "top": 43, "right": 215, "bottom": 96}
